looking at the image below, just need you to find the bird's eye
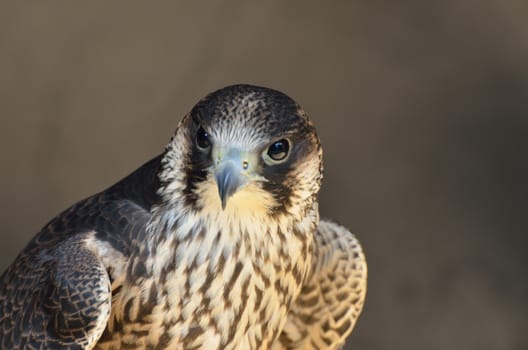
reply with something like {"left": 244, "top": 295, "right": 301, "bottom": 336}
{"left": 266, "top": 139, "right": 290, "bottom": 163}
{"left": 196, "top": 127, "right": 211, "bottom": 150}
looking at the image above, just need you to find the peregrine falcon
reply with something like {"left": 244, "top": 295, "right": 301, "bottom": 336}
{"left": 0, "top": 84, "right": 367, "bottom": 350}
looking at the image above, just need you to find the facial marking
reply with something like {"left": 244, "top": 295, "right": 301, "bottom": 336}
{"left": 163, "top": 84, "right": 322, "bottom": 217}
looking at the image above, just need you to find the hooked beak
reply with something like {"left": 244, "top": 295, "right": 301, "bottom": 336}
{"left": 214, "top": 150, "right": 250, "bottom": 209}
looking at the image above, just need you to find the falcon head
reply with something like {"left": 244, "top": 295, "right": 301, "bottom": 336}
{"left": 159, "top": 84, "right": 323, "bottom": 219}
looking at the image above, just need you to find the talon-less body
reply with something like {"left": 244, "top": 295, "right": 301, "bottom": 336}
{"left": 0, "top": 85, "right": 367, "bottom": 349}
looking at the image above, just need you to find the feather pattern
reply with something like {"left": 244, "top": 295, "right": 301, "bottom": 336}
{"left": 0, "top": 85, "right": 366, "bottom": 350}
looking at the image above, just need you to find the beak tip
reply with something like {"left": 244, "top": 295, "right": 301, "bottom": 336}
{"left": 217, "top": 184, "right": 227, "bottom": 210}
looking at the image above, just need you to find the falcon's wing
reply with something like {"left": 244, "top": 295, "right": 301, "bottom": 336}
{"left": 0, "top": 232, "right": 112, "bottom": 350}
{"left": 273, "top": 220, "right": 367, "bottom": 350}
{"left": 0, "top": 156, "right": 159, "bottom": 350}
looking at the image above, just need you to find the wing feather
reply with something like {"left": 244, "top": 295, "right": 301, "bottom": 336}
{"left": 0, "top": 232, "right": 112, "bottom": 350}
{"left": 273, "top": 220, "right": 367, "bottom": 350}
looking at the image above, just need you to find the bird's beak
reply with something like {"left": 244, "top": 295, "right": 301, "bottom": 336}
{"left": 214, "top": 149, "right": 251, "bottom": 210}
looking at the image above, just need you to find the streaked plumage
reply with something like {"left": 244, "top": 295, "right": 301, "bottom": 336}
{"left": 0, "top": 84, "right": 367, "bottom": 349}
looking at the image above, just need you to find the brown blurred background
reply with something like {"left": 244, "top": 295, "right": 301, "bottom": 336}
{"left": 1, "top": 1, "right": 527, "bottom": 349}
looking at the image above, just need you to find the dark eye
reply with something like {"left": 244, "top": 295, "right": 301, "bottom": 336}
{"left": 267, "top": 139, "right": 290, "bottom": 162}
{"left": 196, "top": 127, "right": 211, "bottom": 150}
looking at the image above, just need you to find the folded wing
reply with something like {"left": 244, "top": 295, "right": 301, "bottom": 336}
{"left": 273, "top": 220, "right": 367, "bottom": 350}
